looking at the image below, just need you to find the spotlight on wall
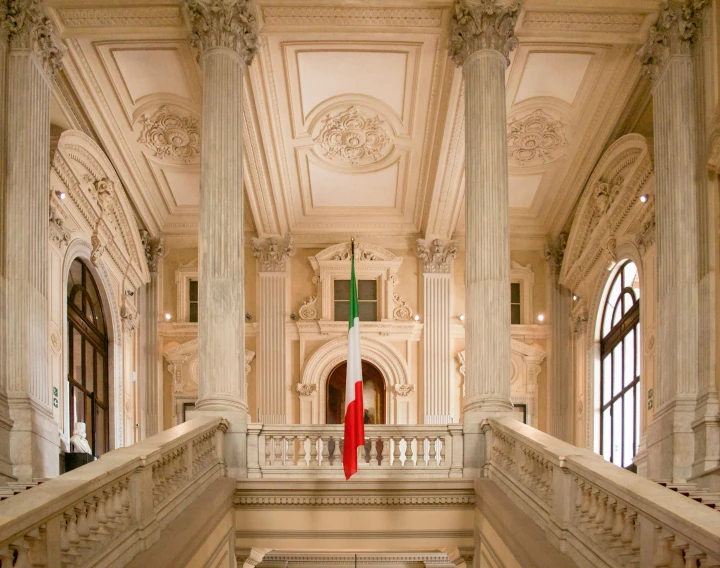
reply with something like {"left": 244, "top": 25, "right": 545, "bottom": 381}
{"left": 459, "top": 314, "right": 465, "bottom": 321}
{"left": 164, "top": 313, "right": 172, "bottom": 321}
{"left": 55, "top": 190, "right": 66, "bottom": 200}
{"left": 125, "top": 290, "right": 134, "bottom": 297}
{"left": 537, "top": 313, "right": 545, "bottom": 322}
{"left": 640, "top": 194, "right": 649, "bottom": 203}
{"left": 572, "top": 295, "right": 578, "bottom": 301}
{"left": 413, "top": 314, "right": 420, "bottom": 322}
{"left": 245, "top": 312, "right": 253, "bottom": 321}
{"left": 290, "top": 312, "right": 297, "bottom": 320}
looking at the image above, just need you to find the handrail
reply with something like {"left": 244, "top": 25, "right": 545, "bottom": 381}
{"left": 485, "top": 416, "right": 720, "bottom": 567}
{"left": 0, "top": 416, "right": 227, "bottom": 568}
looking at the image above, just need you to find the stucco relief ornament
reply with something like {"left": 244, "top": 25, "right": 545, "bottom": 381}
{"left": 120, "top": 303, "right": 139, "bottom": 334}
{"left": 185, "top": 0, "right": 258, "bottom": 64}
{"left": 416, "top": 239, "right": 458, "bottom": 273}
{"left": 137, "top": 106, "right": 200, "bottom": 164}
{"left": 296, "top": 383, "right": 317, "bottom": 397}
{"left": 543, "top": 232, "right": 567, "bottom": 276}
{"left": 140, "top": 229, "right": 165, "bottom": 273}
{"left": 448, "top": 0, "right": 520, "bottom": 67}
{"left": 392, "top": 293, "right": 413, "bottom": 321}
{"left": 331, "top": 243, "right": 381, "bottom": 261}
{"left": 507, "top": 110, "right": 567, "bottom": 165}
{"left": 638, "top": 0, "right": 708, "bottom": 77}
{"left": 49, "top": 205, "right": 71, "bottom": 250}
{"left": 252, "top": 236, "right": 294, "bottom": 271}
{"left": 4, "top": 0, "right": 64, "bottom": 76}
{"left": 393, "top": 384, "right": 416, "bottom": 397}
{"left": 314, "top": 107, "right": 392, "bottom": 166}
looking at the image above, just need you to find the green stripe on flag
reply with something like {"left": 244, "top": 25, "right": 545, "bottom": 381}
{"left": 349, "top": 251, "right": 359, "bottom": 328}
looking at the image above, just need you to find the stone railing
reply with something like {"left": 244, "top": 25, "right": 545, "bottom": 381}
{"left": 484, "top": 417, "right": 720, "bottom": 568}
{"left": 247, "top": 424, "right": 463, "bottom": 478}
{"left": 0, "top": 416, "right": 227, "bottom": 568}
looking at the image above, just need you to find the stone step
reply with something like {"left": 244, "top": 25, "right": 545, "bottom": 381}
{"left": 658, "top": 482, "right": 720, "bottom": 510}
{"left": 0, "top": 479, "right": 46, "bottom": 501}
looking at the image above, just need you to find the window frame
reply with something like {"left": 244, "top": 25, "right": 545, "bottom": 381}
{"left": 175, "top": 259, "right": 199, "bottom": 323}
{"left": 333, "top": 278, "right": 379, "bottom": 322}
{"left": 598, "top": 260, "right": 641, "bottom": 468}
{"left": 510, "top": 261, "right": 535, "bottom": 325}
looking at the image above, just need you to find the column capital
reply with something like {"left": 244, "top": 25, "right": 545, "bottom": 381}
{"left": 543, "top": 232, "right": 568, "bottom": 276}
{"left": 448, "top": 0, "right": 520, "bottom": 67}
{"left": 638, "top": 0, "right": 708, "bottom": 78}
{"left": 140, "top": 230, "right": 165, "bottom": 273}
{"left": 3, "top": 0, "right": 63, "bottom": 76}
{"left": 185, "top": 0, "right": 257, "bottom": 65}
{"left": 416, "top": 238, "right": 457, "bottom": 274}
{"left": 252, "top": 236, "right": 294, "bottom": 272}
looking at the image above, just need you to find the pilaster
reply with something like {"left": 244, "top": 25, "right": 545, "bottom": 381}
{"left": 449, "top": 0, "right": 519, "bottom": 425}
{"left": 185, "top": 0, "right": 257, "bottom": 476}
{"left": 640, "top": 0, "right": 704, "bottom": 482}
{"left": 252, "top": 237, "right": 293, "bottom": 424}
{"left": 140, "top": 231, "right": 164, "bottom": 437}
{"left": 3, "top": 0, "right": 63, "bottom": 481}
{"left": 417, "top": 239, "right": 456, "bottom": 424}
{"left": 545, "top": 234, "right": 573, "bottom": 443}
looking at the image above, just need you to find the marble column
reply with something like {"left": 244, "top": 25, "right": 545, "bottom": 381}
{"left": 639, "top": 0, "right": 703, "bottom": 482}
{"left": 252, "top": 237, "right": 293, "bottom": 424}
{"left": 544, "top": 234, "right": 573, "bottom": 443}
{"left": 449, "top": 0, "right": 519, "bottom": 423}
{"left": 140, "top": 231, "right": 164, "bottom": 437}
{"left": 186, "top": 0, "right": 256, "bottom": 476}
{"left": 417, "top": 239, "right": 457, "bottom": 424}
{"left": 2, "top": 0, "right": 63, "bottom": 481}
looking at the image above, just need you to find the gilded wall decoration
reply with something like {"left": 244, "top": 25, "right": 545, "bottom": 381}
{"left": 507, "top": 109, "right": 567, "bottom": 166}
{"left": 137, "top": 106, "right": 200, "bottom": 164}
{"left": 314, "top": 106, "right": 392, "bottom": 166}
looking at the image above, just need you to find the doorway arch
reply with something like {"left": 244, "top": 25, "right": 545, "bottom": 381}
{"left": 326, "top": 360, "right": 386, "bottom": 425}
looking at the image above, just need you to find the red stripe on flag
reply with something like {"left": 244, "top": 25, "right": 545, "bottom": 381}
{"left": 343, "top": 380, "right": 364, "bottom": 480}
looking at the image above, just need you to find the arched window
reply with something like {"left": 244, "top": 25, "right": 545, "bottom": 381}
{"left": 67, "top": 259, "right": 110, "bottom": 456}
{"left": 597, "top": 261, "right": 640, "bottom": 468}
{"left": 326, "top": 361, "right": 386, "bottom": 425}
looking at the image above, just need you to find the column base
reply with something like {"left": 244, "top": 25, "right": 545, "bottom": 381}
{"left": 186, "top": 409, "right": 248, "bottom": 478}
{"left": 691, "top": 390, "right": 720, "bottom": 477}
{"left": 7, "top": 395, "right": 59, "bottom": 482}
{"left": 462, "top": 410, "right": 517, "bottom": 478}
{"left": 463, "top": 395, "right": 514, "bottom": 424}
{"left": 646, "top": 399, "right": 696, "bottom": 482}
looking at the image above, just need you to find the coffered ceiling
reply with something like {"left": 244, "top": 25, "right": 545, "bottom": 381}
{"left": 45, "top": 0, "right": 659, "bottom": 249}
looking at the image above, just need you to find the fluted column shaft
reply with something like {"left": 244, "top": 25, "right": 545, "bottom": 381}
{"left": 197, "top": 46, "right": 246, "bottom": 412}
{"left": 257, "top": 272, "right": 287, "bottom": 424}
{"left": 144, "top": 271, "right": 161, "bottom": 435}
{"left": 549, "top": 275, "right": 573, "bottom": 442}
{"left": 423, "top": 274, "right": 453, "bottom": 424}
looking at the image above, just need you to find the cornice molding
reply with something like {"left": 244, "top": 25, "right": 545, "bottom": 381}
{"left": 55, "top": 6, "right": 184, "bottom": 29}
{"left": 258, "top": 6, "right": 445, "bottom": 28}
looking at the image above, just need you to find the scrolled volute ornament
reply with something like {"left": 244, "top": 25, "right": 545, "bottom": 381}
{"left": 185, "top": 0, "right": 258, "bottom": 65}
{"left": 448, "top": 0, "right": 520, "bottom": 67}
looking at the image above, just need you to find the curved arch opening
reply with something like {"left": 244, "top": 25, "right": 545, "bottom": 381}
{"left": 326, "top": 360, "right": 386, "bottom": 425}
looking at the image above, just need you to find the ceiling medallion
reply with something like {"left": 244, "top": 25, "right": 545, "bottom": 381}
{"left": 507, "top": 109, "right": 567, "bottom": 166}
{"left": 137, "top": 105, "right": 200, "bottom": 164}
{"left": 313, "top": 106, "right": 392, "bottom": 166}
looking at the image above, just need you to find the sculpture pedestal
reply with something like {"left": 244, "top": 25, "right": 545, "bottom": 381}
{"left": 63, "top": 452, "right": 95, "bottom": 473}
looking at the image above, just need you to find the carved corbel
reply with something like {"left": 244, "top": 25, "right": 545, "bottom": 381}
{"left": 140, "top": 229, "right": 165, "bottom": 273}
{"left": 252, "top": 236, "right": 294, "bottom": 272}
{"left": 416, "top": 238, "right": 457, "bottom": 273}
{"left": 296, "top": 383, "right": 317, "bottom": 397}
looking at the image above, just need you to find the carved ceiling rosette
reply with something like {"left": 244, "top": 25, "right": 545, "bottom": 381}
{"left": 313, "top": 106, "right": 393, "bottom": 167}
{"left": 507, "top": 109, "right": 567, "bottom": 167}
{"left": 137, "top": 106, "right": 200, "bottom": 165}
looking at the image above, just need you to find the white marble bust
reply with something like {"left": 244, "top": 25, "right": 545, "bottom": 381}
{"left": 70, "top": 422, "right": 92, "bottom": 454}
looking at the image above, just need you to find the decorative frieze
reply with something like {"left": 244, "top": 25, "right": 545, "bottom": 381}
{"left": 185, "top": 0, "right": 257, "bottom": 64}
{"left": 57, "top": 7, "right": 184, "bottom": 28}
{"left": 448, "top": 0, "right": 520, "bottom": 66}
{"left": 638, "top": 0, "right": 708, "bottom": 77}
{"left": 4, "top": 0, "right": 63, "bottom": 76}
{"left": 260, "top": 6, "right": 443, "bottom": 28}
{"left": 313, "top": 106, "right": 392, "bottom": 166}
{"left": 252, "top": 236, "right": 294, "bottom": 272}
{"left": 522, "top": 11, "right": 646, "bottom": 33}
{"left": 507, "top": 109, "right": 567, "bottom": 166}
{"left": 416, "top": 239, "right": 457, "bottom": 274}
{"left": 137, "top": 106, "right": 200, "bottom": 165}
{"left": 140, "top": 230, "right": 165, "bottom": 273}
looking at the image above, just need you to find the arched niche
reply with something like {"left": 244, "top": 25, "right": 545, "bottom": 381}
{"left": 326, "top": 361, "right": 387, "bottom": 425}
{"left": 298, "top": 336, "right": 411, "bottom": 424}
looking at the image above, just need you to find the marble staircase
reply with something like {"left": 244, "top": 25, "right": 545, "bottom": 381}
{"left": 658, "top": 482, "right": 720, "bottom": 511}
{"left": 0, "top": 480, "right": 45, "bottom": 501}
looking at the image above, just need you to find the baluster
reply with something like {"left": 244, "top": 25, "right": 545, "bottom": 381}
{"left": 103, "top": 489, "right": 117, "bottom": 533}
{"left": 655, "top": 531, "right": 673, "bottom": 568}
{"left": 286, "top": 436, "right": 295, "bottom": 466}
{"left": 65, "top": 510, "right": 80, "bottom": 556}
{"left": 602, "top": 499, "right": 616, "bottom": 538}
{"left": 593, "top": 494, "right": 607, "bottom": 536}
{"left": 369, "top": 437, "right": 378, "bottom": 466}
{"left": 297, "top": 435, "right": 308, "bottom": 466}
{"left": 0, "top": 546, "right": 14, "bottom": 568}
{"left": 272, "top": 436, "right": 282, "bottom": 466}
{"left": 379, "top": 436, "right": 390, "bottom": 467}
{"left": 609, "top": 504, "right": 626, "bottom": 551}
{"left": 94, "top": 494, "right": 109, "bottom": 538}
{"left": 113, "top": 485, "right": 124, "bottom": 528}
{"left": 439, "top": 436, "right": 446, "bottom": 467}
{"left": 581, "top": 486, "right": 591, "bottom": 515}
{"left": 265, "top": 435, "right": 272, "bottom": 466}
{"left": 10, "top": 537, "right": 31, "bottom": 568}
{"left": 75, "top": 504, "right": 92, "bottom": 553}
{"left": 670, "top": 542, "right": 689, "bottom": 568}
{"left": 393, "top": 437, "right": 404, "bottom": 467}
{"left": 310, "top": 436, "right": 319, "bottom": 467}
{"left": 575, "top": 479, "right": 585, "bottom": 510}
{"left": 428, "top": 437, "right": 437, "bottom": 467}
{"left": 321, "top": 436, "right": 330, "bottom": 466}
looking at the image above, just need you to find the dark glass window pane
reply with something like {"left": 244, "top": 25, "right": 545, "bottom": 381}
{"left": 511, "top": 282, "right": 520, "bottom": 303}
{"left": 334, "top": 280, "right": 350, "bottom": 301}
{"left": 358, "top": 302, "right": 377, "bottom": 322}
{"left": 85, "top": 341, "right": 94, "bottom": 393}
{"left": 73, "top": 386, "right": 85, "bottom": 425}
{"left": 511, "top": 304, "right": 521, "bottom": 325}
{"left": 96, "top": 407, "right": 105, "bottom": 456}
{"left": 72, "top": 328, "right": 82, "bottom": 383}
{"left": 335, "top": 301, "right": 350, "bottom": 322}
{"left": 358, "top": 280, "right": 377, "bottom": 301}
{"left": 189, "top": 303, "right": 198, "bottom": 323}
{"left": 96, "top": 352, "right": 105, "bottom": 403}
{"left": 189, "top": 279, "right": 198, "bottom": 302}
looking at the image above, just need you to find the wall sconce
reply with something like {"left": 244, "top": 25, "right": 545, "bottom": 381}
{"left": 640, "top": 194, "right": 649, "bottom": 203}
{"left": 459, "top": 314, "right": 465, "bottom": 321}
{"left": 413, "top": 314, "right": 420, "bottom": 322}
{"left": 55, "top": 190, "right": 66, "bottom": 200}
{"left": 572, "top": 295, "right": 578, "bottom": 301}
{"left": 290, "top": 312, "right": 297, "bottom": 320}
{"left": 164, "top": 313, "right": 172, "bottom": 321}
{"left": 245, "top": 312, "right": 253, "bottom": 321}
{"left": 537, "top": 313, "right": 545, "bottom": 322}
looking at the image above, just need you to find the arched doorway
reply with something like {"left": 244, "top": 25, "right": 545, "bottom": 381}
{"left": 326, "top": 361, "right": 386, "bottom": 424}
{"left": 67, "top": 258, "right": 110, "bottom": 456}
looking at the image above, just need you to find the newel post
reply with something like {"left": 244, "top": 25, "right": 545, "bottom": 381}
{"left": 552, "top": 458, "right": 574, "bottom": 530}
{"left": 448, "top": 424, "right": 464, "bottom": 478}
{"left": 247, "top": 424, "right": 262, "bottom": 478}
{"left": 131, "top": 457, "right": 160, "bottom": 548}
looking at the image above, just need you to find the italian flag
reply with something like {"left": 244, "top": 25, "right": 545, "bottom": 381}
{"left": 343, "top": 241, "right": 364, "bottom": 480}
